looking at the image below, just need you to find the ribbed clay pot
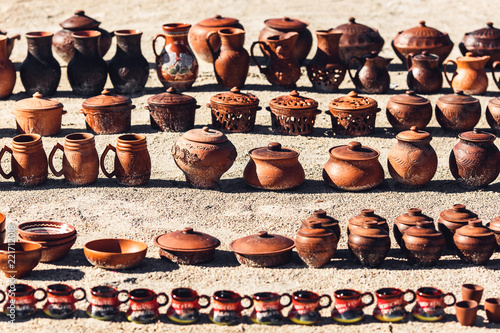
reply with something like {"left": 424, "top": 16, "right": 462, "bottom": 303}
{"left": 295, "top": 221, "right": 337, "bottom": 268}
{"left": 348, "top": 221, "right": 391, "bottom": 268}
{"left": 402, "top": 221, "right": 445, "bottom": 266}
{"left": 393, "top": 208, "right": 433, "bottom": 247}
{"left": 454, "top": 219, "right": 496, "bottom": 265}
{"left": 438, "top": 204, "right": 478, "bottom": 250}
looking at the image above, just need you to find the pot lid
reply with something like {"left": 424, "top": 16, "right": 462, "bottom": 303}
{"left": 412, "top": 50, "right": 440, "bottom": 61}
{"left": 395, "top": 208, "right": 433, "bottom": 226}
{"left": 464, "top": 22, "right": 500, "bottom": 40}
{"left": 458, "top": 52, "right": 490, "bottom": 62}
{"left": 229, "top": 231, "right": 295, "bottom": 255}
{"left": 210, "top": 87, "right": 259, "bottom": 106}
{"left": 147, "top": 87, "right": 197, "bottom": 107}
{"left": 389, "top": 91, "right": 430, "bottom": 106}
{"left": 488, "top": 97, "right": 500, "bottom": 108}
{"left": 303, "top": 210, "right": 339, "bottom": 229}
{"left": 349, "top": 209, "right": 387, "bottom": 227}
{"left": 82, "top": 89, "right": 131, "bottom": 109}
{"left": 249, "top": 142, "right": 299, "bottom": 160}
{"left": 197, "top": 15, "right": 239, "bottom": 27}
{"left": 437, "top": 90, "right": 478, "bottom": 105}
{"left": 404, "top": 221, "right": 442, "bottom": 237}
{"left": 350, "top": 221, "right": 389, "bottom": 238}
{"left": 60, "top": 10, "right": 100, "bottom": 30}
{"left": 182, "top": 127, "right": 228, "bottom": 144}
{"left": 439, "top": 204, "right": 478, "bottom": 223}
{"left": 455, "top": 219, "right": 494, "bottom": 237}
{"left": 297, "top": 221, "right": 333, "bottom": 238}
{"left": 335, "top": 17, "right": 384, "bottom": 48}
{"left": 488, "top": 216, "right": 500, "bottom": 231}
{"left": 329, "top": 91, "right": 378, "bottom": 111}
{"left": 330, "top": 142, "right": 379, "bottom": 161}
{"left": 394, "top": 21, "right": 452, "bottom": 47}
{"left": 396, "top": 126, "right": 432, "bottom": 142}
{"left": 264, "top": 17, "right": 308, "bottom": 31}
{"left": 459, "top": 128, "right": 496, "bottom": 143}
{"left": 269, "top": 90, "right": 318, "bottom": 110}
{"left": 153, "top": 227, "right": 220, "bottom": 252}
{"left": 14, "top": 92, "right": 63, "bottom": 111}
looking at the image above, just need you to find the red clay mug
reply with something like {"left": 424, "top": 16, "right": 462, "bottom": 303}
{"left": 166, "top": 287, "right": 210, "bottom": 324}
{"left": 86, "top": 285, "right": 128, "bottom": 321}
{"left": 250, "top": 292, "right": 292, "bottom": 325}
{"left": 3, "top": 284, "right": 46, "bottom": 319}
{"left": 373, "top": 288, "right": 416, "bottom": 322}
{"left": 43, "top": 283, "right": 86, "bottom": 319}
{"left": 332, "top": 289, "right": 374, "bottom": 324}
{"left": 411, "top": 287, "right": 455, "bottom": 321}
{"left": 209, "top": 290, "right": 253, "bottom": 325}
{"left": 288, "top": 290, "right": 332, "bottom": 325}
{"left": 126, "top": 288, "right": 168, "bottom": 324}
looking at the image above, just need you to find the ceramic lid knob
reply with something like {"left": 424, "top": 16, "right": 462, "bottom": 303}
{"left": 487, "top": 22, "right": 494, "bottom": 27}
{"left": 268, "top": 142, "right": 282, "bottom": 151}
{"left": 422, "top": 51, "right": 429, "bottom": 56}
{"left": 348, "top": 91, "right": 358, "bottom": 98}
{"left": 406, "top": 90, "right": 415, "bottom": 96}
{"left": 215, "top": 14, "right": 222, "bottom": 19}
{"left": 454, "top": 89, "right": 464, "bottom": 95}
{"left": 75, "top": 10, "right": 85, "bottom": 15}
{"left": 33, "top": 92, "right": 43, "bottom": 99}
{"left": 361, "top": 209, "right": 375, "bottom": 217}
{"left": 230, "top": 87, "right": 240, "bottom": 93}
{"left": 349, "top": 17, "right": 356, "bottom": 23}
{"left": 408, "top": 208, "right": 422, "bottom": 216}
{"left": 468, "top": 219, "right": 482, "bottom": 227}
{"left": 101, "top": 89, "right": 110, "bottom": 95}
{"left": 313, "top": 210, "right": 327, "bottom": 218}
{"left": 283, "top": 17, "right": 291, "bottom": 21}
{"left": 290, "top": 90, "right": 299, "bottom": 97}
{"left": 182, "top": 227, "right": 194, "bottom": 234}
{"left": 419, "top": 20, "right": 426, "bottom": 26}
{"left": 348, "top": 142, "right": 362, "bottom": 151}
{"left": 167, "top": 87, "right": 176, "bottom": 93}
{"left": 452, "top": 204, "right": 467, "bottom": 212}
{"left": 416, "top": 221, "right": 433, "bottom": 228}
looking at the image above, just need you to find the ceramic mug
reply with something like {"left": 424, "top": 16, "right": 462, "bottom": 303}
{"left": 126, "top": 288, "right": 168, "bottom": 324}
{"left": 373, "top": 288, "right": 416, "bottom": 322}
{"left": 86, "top": 286, "right": 129, "bottom": 321}
{"left": 288, "top": 290, "right": 332, "bottom": 325}
{"left": 411, "top": 287, "right": 455, "bottom": 321}
{"left": 3, "top": 284, "right": 46, "bottom": 319}
{"left": 250, "top": 292, "right": 292, "bottom": 325}
{"left": 209, "top": 290, "right": 253, "bottom": 325}
{"left": 332, "top": 289, "right": 374, "bottom": 323}
{"left": 166, "top": 287, "right": 210, "bottom": 324}
{"left": 43, "top": 283, "right": 86, "bottom": 319}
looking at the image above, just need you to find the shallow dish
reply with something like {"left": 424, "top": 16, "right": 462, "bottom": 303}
{"left": 17, "top": 221, "right": 76, "bottom": 242}
{"left": 84, "top": 238, "right": 147, "bottom": 269}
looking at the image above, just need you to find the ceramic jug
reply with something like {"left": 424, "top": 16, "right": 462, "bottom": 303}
{"left": 444, "top": 52, "right": 490, "bottom": 95}
{"left": 348, "top": 51, "right": 392, "bottom": 93}
{"left": 0, "top": 35, "right": 16, "bottom": 99}
{"left": 407, "top": 51, "right": 442, "bottom": 94}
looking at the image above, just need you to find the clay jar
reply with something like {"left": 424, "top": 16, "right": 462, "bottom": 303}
{"left": 386, "top": 91, "right": 433, "bottom": 131}
{"left": 348, "top": 209, "right": 389, "bottom": 236}
{"left": 393, "top": 208, "right": 433, "bottom": 246}
{"left": 460, "top": 23, "right": 500, "bottom": 67}
{"left": 153, "top": 23, "right": 198, "bottom": 91}
{"left": 171, "top": 127, "right": 236, "bottom": 188}
{"left": 0, "top": 134, "right": 48, "bottom": 186}
{"left": 323, "top": 141, "right": 384, "bottom": 191}
{"left": 20, "top": 32, "right": 61, "bottom": 96}
{"left": 407, "top": 51, "right": 442, "bottom": 94}
{"left": 454, "top": 219, "right": 496, "bottom": 265}
{"left": 331, "top": 289, "right": 374, "bottom": 324}
{"left": 402, "top": 221, "right": 445, "bottom": 266}
{"left": 348, "top": 221, "right": 391, "bottom": 267}
{"left": 0, "top": 35, "right": 16, "bottom": 99}
{"left": 209, "top": 290, "right": 253, "bottom": 325}
{"left": 101, "top": 134, "right": 151, "bottom": 186}
{"left": 243, "top": 142, "right": 305, "bottom": 190}
{"left": 207, "top": 28, "right": 249, "bottom": 88}
{"left": 487, "top": 216, "right": 500, "bottom": 250}
{"left": 259, "top": 17, "right": 312, "bottom": 65}
{"left": 411, "top": 287, "right": 455, "bottom": 322}
{"left": 288, "top": 290, "right": 331, "bottom": 325}
{"left": 86, "top": 286, "right": 128, "bottom": 321}
{"left": 302, "top": 210, "right": 341, "bottom": 241}
{"left": 438, "top": 204, "right": 478, "bottom": 250}
{"left": 166, "top": 288, "right": 210, "bottom": 324}
{"left": 295, "top": 221, "right": 338, "bottom": 268}
{"left": 126, "top": 289, "right": 168, "bottom": 324}
{"left": 43, "top": 284, "right": 86, "bottom": 319}
{"left": 444, "top": 52, "right": 490, "bottom": 95}
{"left": 348, "top": 51, "right": 392, "bottom": 94}
{"left": 49, "top": 133, "right": 100, "bottom": 185}
{"left": 435, "top": 90, "right": 481, "bottom": 132}
{"left": 486, "top": 97, "right": 500, "bottom": 131}
{"left": 388, "top": 126, "right": 438, "bottom": 187}
{"left": 373, "top": 288, "right": 416, "bottom": 322}
{"left": 449, "top": 129, "right": 500, "bottom": 187}
{"left": 250, "top": 292, "right": 291, "bottom": 325}
{"left": 4, "top": 284, "right": 46, "bottom": 319}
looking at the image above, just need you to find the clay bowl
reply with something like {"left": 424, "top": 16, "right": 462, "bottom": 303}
{"left": 0, "top": 242, "right": 42, "bottom": 277}
{"left": 17, "top": 221, "right": 76, "bottom": 242}
{"left": 20, "top": 233, "right": 77, "bottom": 262}
{"left": 84, "top": 238, "right": 147, "bottom": 269}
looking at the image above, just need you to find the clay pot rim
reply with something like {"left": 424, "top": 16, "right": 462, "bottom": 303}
{"left": 161, "top": 23, "right": 191, "bottom": 33}
{"left": 292, "top": 290, "right": 322, "bottom": 302}
{"left": 248, "top": 143, "right": 299, "bottom": 161}
{"left": 388, "top": 91, "right": 430, "bottom": 106}
{"left": 218, "top": 28, "right": 245, "bottom": 36}
{"left": 129, "top": 288, "right": 156, "bottom": 301}
{"left": 485, "top": 298, "right": 500, "bottom": 305}
{"left": 486, "top": 221, "right": 500, "bottom": 232}
{"left": 172, "top": 287, "right": 199, "bottom": 300}
{"left": 416, "top": 287, "right": 446, "bottom": 297}
{"left": 84, "top": 238, "right": 148, "bottom": 255}
{"left": 47, "top": 283, "right": 74, "bottom": 295}
{"left": 114, "top": 29, "right": 143, "bottom": 36}
{"left": 19, "top": 232, "right": 77, "bottom": 247}
{"left": 17, "top": 221, "right": 76, "bottom": 241}
{"left": 65, "top": 132, "right": 95, "bottom": 142}
{"left": 196, "top": 15, "right": 240, "bottom": 28}
{"left": 72, "top": 30, "right": 101, "bottom": 38}
{"left": 12, "top": 133, "right": 42, "bottom": 144}
{"left": 437, "top": 91, "right": 478, "bottom": 105}
{"left": 147, "top": 88, "right": 197, "bottom": 107}
{"left": 456, "top": 300, "right": 478, "bottom": 309}
{"left": 25, "top": 31, "right": 54, "bottom": 38}
{"left": 488, "top": 97, "right": 500, "bottom": 107}
{"left": 117, "top": 134, "right": 147, "bottom": 143}
{"left": 264, "top": 17, "right": 309, "bottom": 31}
{"left": 0, "top": 241, "right": 42, "bottom": 253}
{"left": 334, "top": 289, "right": 363, "bottom": 298}
{"left": 0, "top": 35, "right": 7, "bottom": 42}
{"left": 375, "top": 288, "right": 405, "bottom": 298}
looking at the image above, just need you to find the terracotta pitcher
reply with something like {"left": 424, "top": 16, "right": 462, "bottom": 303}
{"left": 251, "top": 32, "right": 301, "bottom": 87}
{"left": 407, "top": 51, "right": 442, "bottom": 94}
{"left": 0, "top": 35, "right": 16, "bottom": 99}
{"left": 207, "top": 28, "right": 249, "bottom": 88}
{"left": 444, "top": 52, "right": 490, "bottom": 95}
{"left": 0, "top": 30, "right": 20, "bottom": 58}
{"left": 348, "top": 51, "right": 392, "bottom": 93}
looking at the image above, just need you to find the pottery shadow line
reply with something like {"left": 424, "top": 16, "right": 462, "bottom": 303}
{"left": 21, "top": 268, "right": 85, "bottom": 282}
{"left": 387, "top": 179, "right": 500, "bottom": 194}
{"left": 47, "top": 248, "right": 92, "bottom": 268}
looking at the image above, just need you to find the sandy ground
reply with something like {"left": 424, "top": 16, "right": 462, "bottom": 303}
{"left": 0, "top": 0, "right": 500, "bottom": 331}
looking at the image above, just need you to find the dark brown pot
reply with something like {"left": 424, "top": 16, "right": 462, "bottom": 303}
{"left": 348, "top": 221, "right": 390, "bottom": 268}
{"left": 454, "top": 219, "right": 496, "bottom": 265}
{"left": 348, "top": 209, "right": 388, "bottom": 235}
{"left": 348, "top": 51, "right": 392, "bottom": 94}
{"left": 302, "top": 210, "right": 341, "bottom": 241}
{"left": 401, "top": 221, "right": 445, "bottom": 266}
{"left": 296, "top": 221, "right": 337, "bottom": 268}
{"left": 406, "top": 51, "right": 443, "bottom": 94}
{"left": 438, "top": 204, "right": 478, "bottom": 250}
{"left": 486, "top": 97, "right": 500, "bottom": 131}
{"left": 393, "top": 208, "right": 433, "bottom": 247}
{"left": 386, "top": 91, "right": 432, "bottom": 131}
{"left": 435, "top": 90, "right": 480, "bottom": 132}
{"left": 459, "top": 22, "right": 500, "bottom": 67}
{"left": 487, "top": 216, "right": 500, "bottom": 250}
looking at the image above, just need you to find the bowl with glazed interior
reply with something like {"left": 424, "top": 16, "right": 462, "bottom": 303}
{"left": 0, "top": 242, "right": 42, "bottom": 277}
{"left": 17, "top": 221, "right": 76, "bottom": 242}
{"left": 84, "top": 238, "right": 147, "bottom": 269}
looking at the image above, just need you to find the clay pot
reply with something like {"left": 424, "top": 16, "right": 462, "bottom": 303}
{"left": 209, "top": 290, "right": 253, "bottom": 325}
{"left": 387, "top": 126, "right": 438, "bottom": 187}
{"left": 266, "top": 90, "right": 320, "bottom": 135}
{"left": 126, "top": 289, "right": 168, "bottom": 324}
{"left": 153, "top": 227, "right": 220, "bottom": 265}
{"left": 146, "top": 87, "right": 200, "bottom": 132}
{"left": 243, "top": 142, "right": 305, "bottom": 190}
{"left": 449, "top": 128, "right": 500, "bottom": 187}
{"left": 323, "top": 141, "right": 384, "bottom": 191}
{"left": 401, "top": 221, "right": 445, "bottom": 266}
{"left": 461, "top": 284, "right": 484, "bottom": 303}
{"left": 190, "top": 15, "right": 244, "bottom": 63}
{"left": 455, "top": 300, "right": 478, "bottom": 326}
{"left": 487, "top": 216, "right": 500, "bottom": 250}
{"left": 80, "top": 89, "right": 134, "bottom": 134}
{"left": 167, "top": 288, "right": 211, "bottom": 324}
{"left": 406, "top": 51, "right": 443, "bottom": 94}
{"left": 348, "top": 51, "right": 392, "bottom": 94}
{"left": 393, "top": 208, "right": 433, "bottom": 246}
{"left": 348, "top": 221, "right": 391, "bottom": 267}
{"left": 302, "top": 210, "right": 341, "bottom": 241}
{"left": 331, "top": 289, "right": 374, "bottom": 324}
{"left": 171, "top": 127, "right": 237, "bottom": 188}
{"left": 207, "top": 28, "right": 249, "bottom": 88}
{"left": 108, "top": 29, "right": 149, "bottom": 94}
{"left": 48, "top": 133, "right": 99, "bottom": 185}
{"left": 335, "top": 17, "right": 384, "bottom": 65}
{"left": 84, "top": 238, "right": 148, "bottom": 269}
{"left": 258, "top": 17, "right": 312, "bottom": 65}
{"left": 460, "top": 22, "right": 500, "bottom": 67}
{"left": 288, "top": 291, "right": 331, "bottom": 325}
{"left": 0, "top": 35, "right": 16, "bottom": 99}
{"left": 250, "top": 292, "right": 291, "bottom": 325}
{"left": 411, "top": 287, "right": 456, "bottom": 322}
{"left": 326, "top": 91, "right": 380, "bottom": 136}
{"left": 454, "top": 219, "right": 496, "bottom": 265}
{"left": 0, "top": 30, "right": 20, "bottom": 58}
{"left": 207, "top": 87, "right": 260, "bottom": 133}
{"left": 306, "top": 29, "right": 347, "bottom": 92}
{"left": 444, "top": 52, "right": 489, "bottom": 95}
{"left": 3, "top": 284, "right": 46, "bottom": 319}
{"left": 438, "top": 204, "right": 478, "bottom": 250}
{"left": 485, "top": 298, "right": 500, "bottom": 323}
{"left": 229, "top": 231, "right": 295, "bottom": 267}
{"left": 43, "top": 284, "right": 86, "bottom": 319}
{"left": 0, "top": 134, "right": 48, "bottom": 186}
{"left": 101, "top": 134, "right": 151, "bottom": 186}
{"left": 295, "top": 220, "right": 338, "bottom": 268}
{"left": 348, "top": 209, "right": 389, "bottom": 235}
{"left": 386, "top": 91, "right": 433, "bottom": 131}
{"left": 153, "top": 23, "right": 198, "bottom": 91}
{"left": 86, "top": 286, "right": 128, "bottom": 321}
{"left": 20, "top": 32, "right": 61, "bottom": 96}
{"left": 373, "top": 288, "right": 416, "bottom": 322}
{"left": 251, "top": 32, "right": 301, "bottom": 88}
{"left": 53, "top": 10, "right": 113, "bottom": 63}
{"left": 392, "top": 21, "right": 454, "bottom": 66}
{"left": 67, "top": 30, "right": 108, "bottom": 96}
{"left": 435, "top": 90, "right": 481, "bottom": 132}
{"left": 486, "top": 97, "right": 500, "bottom": 131}
{"left": 0, "top": 242, "right": 42, "bottom": 278}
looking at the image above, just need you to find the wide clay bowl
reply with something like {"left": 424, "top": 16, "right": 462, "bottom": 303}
{"left": 84, "top": 238, "right": 147, "bottom": 270}
{"left": 0, "top": 242, "right": 42, "bottom": 277}
{"left": 19, "top": 232, "right": 77, "bottom": 262}
{"left": 17, "top": 221, "right": 76, "bottom": 242}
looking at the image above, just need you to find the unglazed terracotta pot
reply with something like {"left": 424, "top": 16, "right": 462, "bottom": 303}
{"left": 348, "top": 51, "right": 392, "bottom": 94}
{"left": 486, "top": 96, "right": 500, "bottom": 131}
{"left": 435, "top": 90, "right": 481, "bottom": 132}
{"left": 348, "top": 221, "right": 390, "bottom": 267}
{"left": 386, "top": 91, "right": 432, "bottom": 131}
{"left": 348, "top": 209, "right": 389, "bottom": 235}
{"left": 302, "top": 210, "right": 341, "bottom": 241}
{"left": 406, "top": 51, "right": 442, "bottom": 94}
{"left": 455, "top": 300, "right": 478, "bottom": 326}
{"left": 0, "top": 30, "right": 20, "bottom": 58}
{"left": 487, "top": 216, "right": 500, "bottom": 250}
{"left": 460, "top": 22, "right": 500, "bottom": 67}
{"left": 172, "top": 127, "right": 236, "bottom": 188}
{"left": 295, "top": 220, "right": 337, "bottom": 268}
{"left": 401, "top": 221, "right": 445, "bottom": 266}
{"left": 0, "top": 35, "right": 16, "bottom": 99}
{"left": 250, "top": 292, "right": 291, "bottom": 325}
{"left": 84, "top": 238, "right": 147, "bottom": 270}
{"left": 393, "top": 208, "right": 433, "bottom": 246}
{"left": 454, "top": 219, "right": 496, "bottom": 265}
{"left": 438, "top": 204, "right": 478, "bottom": 250}
{"left": 43, "top": 284, "right": 86, "bottom": 319}
{"left": 444, "top": 52, "right": 489, "bottom": 95}
{"left": 0, "top": 243, "right": 42, "bottom": 278}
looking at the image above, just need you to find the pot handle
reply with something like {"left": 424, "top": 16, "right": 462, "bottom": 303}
{"left": 73, "top": 288, "right": 87, "bottom": 302}
{"left": 443, "top": 292, "right": 456, "bottom": 307}
{"left": 35, "top": 288, "right": 47, "bottom": 302}
{"left": 10, "top": 34, "right": 20, "bottom": 41}
{"left": 152, "top": 33, "right": 166, "bottom": 59}
{"left": 61, "top": 110, "right": 68, "bottom": 115}
{"left": 265, "top": 106, "right": 271, "bottom": 112}
{"left": 206, "top": 103, "right": 212, "bottom": 109}
{"left": 318, "top": 294, "right": 332, "bottom": 309}
{"left": 156, "top": 293, "right": 169, "bottom": 307}
{"left": 492, "top": 61, "right": 500, "bottom": 90}
{"left": 118, "top": 290, "right": 129, "bottom": 304}
{"left": 79, "top": 109, "right": 86, "bottom": 114}
{"left": 0, "top": 290, "right": 5, "bottom": 304}
{"left": 0, "top": 146, "right": 13, "bottom": 179}
{"left": 206, "top": 31, "right": 219, "bottom": 59}
{"left": 360, "top": 292, "right": 374, "bottom": 307}
{"left": 48, "top": 142, "right": 65, "bottom": 177}
{"left": 100, "top": 144, "right": 116, "bottom": 178}
{"left": 131, "top": 105, "right": 136, "bottom": 110}
{"left": 347, "top": 56, "right": 363, "bottom": 83}
{"left": 240, "top": 295, "right": 253, "bottom": 309}
{"left": 250, "top": 41, "right": 270, "bottom": 74}
{"left": 315, "top": 109, "right": 322, "bottom": 115}
{"left": 280, "top": 293, "right": 292, "bottom": 308}
{"left": 443, "top": 59, "right": 457, "bottom": 88}
{"left": 198, "top": 295, "right": 211, "bottom": 309}
{"left": 406, "top": 53, "right": 413, "bottom": 71}
{"left": 195, "top": 105, "right": 201, "bottom": 110}
{"left": 256, "top": 106, "right": 262, "bottom": 111}
{"left": 403, "top": 289, "right": 416, "bottom": 305}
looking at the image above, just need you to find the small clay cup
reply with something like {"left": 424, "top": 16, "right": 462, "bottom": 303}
{"left": 455, "top": 300, "right": 478, "bottom": 326}
{"left": 461, "top": 284, "right": 484, "bottom": 304}
{"left": 485, "top": 298, "right": 500, "bottom": 323}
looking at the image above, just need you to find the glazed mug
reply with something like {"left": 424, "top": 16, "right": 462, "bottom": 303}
{"left": 3, "top": 284, "right": 46, "bottom": 319}
{"left": 43, "top": 283, "right": 86, "bottom": 319}
{"left": 373, "top": 288, "right": 416, "bottom": 322}
{"left": 86, "top": 286, "right": 128, "bottom": 321}
{"left": 332, "top": 289, "right": 374, "bottom": 324}
{"left": 250, "top": 292, "right": 292, "bottom": 325}
{"left": 166, "top": 287, "right": 210, "bottom": 324}
{"left": 126, "top": 288, "right": 168, "bottom": 324}
{"left": 411, "top": 287, "right": 455, "bottom": 322}
{"left": 288, "top": 290, "right": 332, "bottom": 325}
{"left": 209, "top": 290, "right": 253, "bottom": 325}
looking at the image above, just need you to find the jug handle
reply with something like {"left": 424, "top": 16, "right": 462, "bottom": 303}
{"left": 100, "top": 144, "right": 116, "bottom": 178}
{"left": 48, "top": 142, "right": 65, "bottom": 177}
{"left": 0, "top": 146, "right": 13, "bottom": 179}
{"left": 347, "top": 56, "right": 362, "bottom": 83}
{"left": 206, "top": 31, "right": 219, "bottom": 59}
{"left": 250, "top": 41, "right": 270, "bottom": 74}
{"left": 198, "top": 295, "right": 211, "bottom": 308}
{"left": 152, "top": 34, "right": 166, "bottom": 59}
{"left": 443, "top": 59, "right": 457, "bottom": 88}
{"left": 406, "top": 53, "right": 414, "bottom": 71}
{"left": 492, "top": 61, "right": 500, "bottom": 89}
